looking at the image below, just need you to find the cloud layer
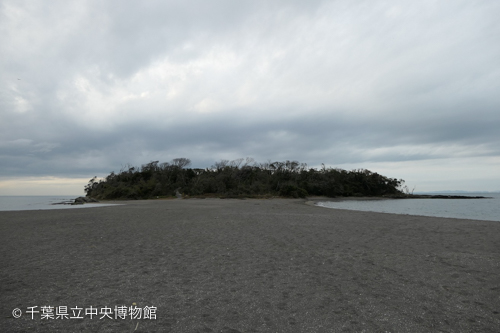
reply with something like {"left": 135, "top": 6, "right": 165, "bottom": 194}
{"left": 1, "top": 0, "right": 499, "bottom": 193}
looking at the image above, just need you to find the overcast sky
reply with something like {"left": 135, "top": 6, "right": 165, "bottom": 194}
{"left": 1, "top": 0, "right": 499, "bottom": 195}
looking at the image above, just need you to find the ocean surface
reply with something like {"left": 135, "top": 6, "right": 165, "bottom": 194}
{"left": 1, "top": 194, "right": 498, "bottom": 221}
{"left": 0, "top": 196, "right": 121, "bottom": 212}
{"left": 316, "top": 192, "right": 500, "bottom": 222}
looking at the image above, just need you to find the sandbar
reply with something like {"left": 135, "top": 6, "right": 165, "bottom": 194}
{"left": 1, "top": 198, "right": 499, "bottom": 332}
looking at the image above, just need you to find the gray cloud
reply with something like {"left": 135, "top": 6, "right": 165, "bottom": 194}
{"left": 1, "top": 0, "right": 500, "bottom": 192}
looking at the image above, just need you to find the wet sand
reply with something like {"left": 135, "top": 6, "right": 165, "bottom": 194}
{"left": 1, "top": 198, "right": 499, "bottom": 332}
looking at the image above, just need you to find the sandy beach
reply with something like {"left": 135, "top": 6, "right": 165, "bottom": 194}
{"left": 1, "top": 198, "right": 499, "bottom": 332}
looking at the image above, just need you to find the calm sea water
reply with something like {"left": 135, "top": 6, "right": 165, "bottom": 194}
{"left": 2, "top": 194, "right": 499, "bottom": 221}
{"left": 0, "top": 196, "right": 121, "bottom": 212}
{"left": 316, "top": 192, "right": 500, "bottom": 222}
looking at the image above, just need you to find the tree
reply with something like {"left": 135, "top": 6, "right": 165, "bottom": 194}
{"left": 84, "top": 158, "right": 405, "bottom": 199}
{"left": 172, "top": 158, "right": 191, "bottom": 169}
{"left": 84, "top": 176, "right": 98, "bottom": 196}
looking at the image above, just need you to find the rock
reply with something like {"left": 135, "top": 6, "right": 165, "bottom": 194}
{"left": 74, "top": 197, "right": 86, "bottom": 204}
{"left": 73, "top": 197, "right": 99, "bottom": 204}
{"left": 52, "top": 200, "right": 74, "bottom": 205}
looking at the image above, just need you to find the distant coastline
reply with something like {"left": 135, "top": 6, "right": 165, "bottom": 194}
{"left": 414, "top": 190, "right": 500, "bottom": 194}
{"left": 389, "top": 194, "right": 491, "bottom": 199}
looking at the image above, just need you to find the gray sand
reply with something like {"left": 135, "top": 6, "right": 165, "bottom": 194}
{"left": 1, "top": 198, "right": 499, "bottom": 332}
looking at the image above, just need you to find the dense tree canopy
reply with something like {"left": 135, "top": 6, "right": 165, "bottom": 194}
{"left": 85, "top": 158, "right": 405, "bottom": 199}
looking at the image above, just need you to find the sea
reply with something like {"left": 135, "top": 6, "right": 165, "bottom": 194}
{"left": 1, "top": 193, "right": 498, "bottom": 221}
{"left": 316, "top": 192, "right": 500, "bottom": 222}
{"left": 0, "top": 196, "right": 121, "bottom": 212}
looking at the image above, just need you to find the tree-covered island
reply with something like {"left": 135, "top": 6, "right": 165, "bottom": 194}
{"left": 84, "top": 158, "right": 406, "bottom": 200}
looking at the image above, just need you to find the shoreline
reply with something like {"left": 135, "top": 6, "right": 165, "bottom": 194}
{"left": 306, "top": 196, "right": 499, "bottom": 223}
{"left": 1, "top": 198, "right": 499, "bottom": 332}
